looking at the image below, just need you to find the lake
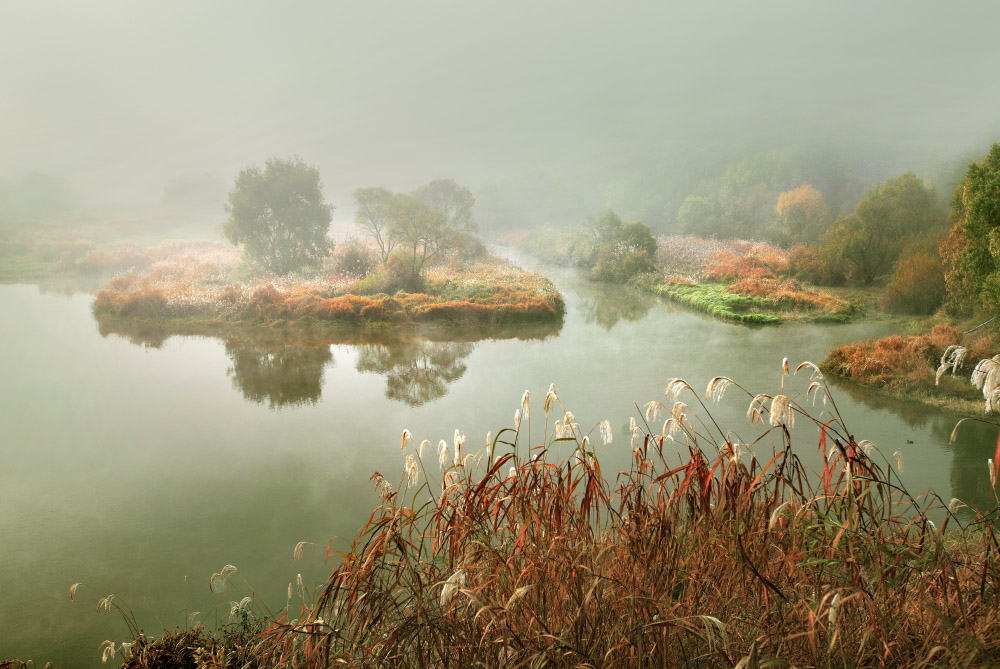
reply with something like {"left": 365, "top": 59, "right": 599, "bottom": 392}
{"left": 1, "top": 266, "right": 996, "bottom": 665}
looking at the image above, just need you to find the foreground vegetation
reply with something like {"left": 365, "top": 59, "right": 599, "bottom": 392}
{"left": 74, "top": 362, "right": 1000, "bottom": 667}
{"left": 90, "top": 243, "right": 564, "bottom": 330}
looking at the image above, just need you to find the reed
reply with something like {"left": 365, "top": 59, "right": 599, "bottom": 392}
{"left": 247, "top": 363, "right": 1000, "bottom": 667}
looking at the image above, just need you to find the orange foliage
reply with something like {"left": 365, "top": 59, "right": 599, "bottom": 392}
{"left": 776, "top": 184, "right": 825, "bottom": 220}
{"left": 728, "top": 277, "right": 849, "bottom": 313}
{"left": 823, "top": 324, "right": 995, "bottom": 389}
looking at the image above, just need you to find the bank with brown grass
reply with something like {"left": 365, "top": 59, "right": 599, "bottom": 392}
{"left": 822, "top": 323, "right": 999, "bottom": 415}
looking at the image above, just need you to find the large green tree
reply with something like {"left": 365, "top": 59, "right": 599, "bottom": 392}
{"left": 942, "top": 143, "right": 1000, "bottom": 312}
{"left": 828, "top": 173, "right": 943, "bottom": 285}
{"left": 223, "top": 156, "right": 333, "bottom": 275}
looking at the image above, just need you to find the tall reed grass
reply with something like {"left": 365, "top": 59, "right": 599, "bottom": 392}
{"left": 244, "top": 363, "right": 1000, "bottom": 667}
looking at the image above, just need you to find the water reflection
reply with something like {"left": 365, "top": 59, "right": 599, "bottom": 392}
{"left": 226, "top": 342, "right": 333, "bottom": 409}
{"left": 828, "top": 376, "right": 1000, "bottom": 511}
{"left": 356, "top": 341, "right": 475, "bottom": 406}
{"left": 97, "top": 319, "right": 559, "bottom": 408}
{"left": 576, "top": 280, "right": 655, "bottom": 330}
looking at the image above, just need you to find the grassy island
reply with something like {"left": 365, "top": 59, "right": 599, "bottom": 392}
{"left": 90, "top": 243, "right": 564, "bottom": 331}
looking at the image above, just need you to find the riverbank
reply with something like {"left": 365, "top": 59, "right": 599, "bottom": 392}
{"left": 509, "top": 231, "right": 861, "bottom": 324}
{"left": 821, "top": 322, "right": 999, "bottom": 416}
{"left": 644, "top": 236, "right": 856, "bottom": 324}
{"left": 90, "top": 245, "right": 565, "bottom": 330}
{"left": 82, "top": 373, "right": 1000, "bottom": 668}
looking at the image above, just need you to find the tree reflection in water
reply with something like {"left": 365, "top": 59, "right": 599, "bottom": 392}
{"left": 225, "top": 342, "right": 333, "bottom": 409}
{"left": 577, "top": 281, "right": 655, "bottom": 330}
{"left": 356, "top": 340, "right": 475, "bottom": 407}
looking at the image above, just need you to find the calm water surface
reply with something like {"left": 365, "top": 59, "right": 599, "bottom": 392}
{"left": 1, "top": 268, "right": 997, "bottom": 665}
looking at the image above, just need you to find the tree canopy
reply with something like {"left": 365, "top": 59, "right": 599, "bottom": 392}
{"left": 942, "top": 143, "right": 1000, "bottom": 312}
{"left": 223, "top": 156, "right": 333, "bottom": 275}
{"left": 827, "top": 173, "right": 942, "bottom": 285}
{"left": 386, "top": 193, "right": 452, "bottom": 288}
{"left": 413, "top": 179, "right": 477, "bottom": 234}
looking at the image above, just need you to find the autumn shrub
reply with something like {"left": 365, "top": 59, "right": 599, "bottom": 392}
{"left": 332, "top": 238, "right": 378, "bottom": 279}
{"left": 884, "top": 243, "right": 946, "bottom": 315}
{"left": 787, "top": 243, "right": 846, "bottom": 286}
{"left": 821, "top": 324, "right": 996, "bottom": 391}
{"left": 591, "top": 244, "right": 656, "bottom": 282}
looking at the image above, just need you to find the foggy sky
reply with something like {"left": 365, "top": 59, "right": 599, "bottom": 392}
{"left": 2, "top": 0, "right": 999, "bottom": 214}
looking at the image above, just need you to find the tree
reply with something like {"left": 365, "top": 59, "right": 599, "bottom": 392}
{"left": 386, "top": 193, "right": 452, "bottom": 287}
{"left": 413, "top": 179, "right": 477, "bottom": 234}
{"left": 354, "top": 186, "right": 395, "bottom": 262}
{"left": 677, "top": 196, "right": 723, "bottom": 238}
{"left": 941, "top": 143, "right": 1000, "bottom": 313}
{"left": 775, "top": 184, "right": 828, "bottom": 245}
{"left": 827, "top": 173, "right": 943, "bottom": 285}
{"left": 223, "top": 156, "right": 333, "bottom": 275}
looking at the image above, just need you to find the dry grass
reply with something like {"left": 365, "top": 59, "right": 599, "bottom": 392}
{"left": 823, "top": 324, "right": 998, "bottom": 392}
{"left": 242, "top": 366, "right": 1000, "bottom": 668}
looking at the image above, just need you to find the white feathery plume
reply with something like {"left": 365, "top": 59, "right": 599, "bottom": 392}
{"left": 857, "top": 440, "right": 875, "bottom": 456}
{"left": 405, "top": 455, "right": 419, "bottom": 487}
{"left": 665, "top": 378, "right": 689, "bottom": 402}
{"left": 705, "top": 377, "right": 733, "bottom": 403}
{"left": 827, "top": 593, "right": 841, "bottom": 628}
{"left": 544, "top": 383, "right": 558, "bottom": 414}
{"left": 782, "top": 357, "right": 789, "bottom": 375}
{"left": 520, "top": 390, "right": 530, "bottom": 421}
{"left": 671, "top": 401, "right": 687, "bottom": 422}
{"left": 400, "top": 429, "right": 413, "bottom": 452}
{"left": 440, "top": 570, "right": 466, "bottom": 608}
{"left": 419, "top": 440, "right": 430, "bottom": 458}
{"left": 599, "top": 419, "right": 613, "bottom": 445}
{"left": 437, "top": 440, "right": 449, "bottom": 468}
{"left": 892, "top": 451, "right": 904, "bottom": 473}
{"left": 769, "top": 395, "right": 793, "bottom": 429}
{"left": 514, "top": 409, "right": 521, "bottom": 431}
{"left": 747, "top": 394, "right": 768, "bottom": 425}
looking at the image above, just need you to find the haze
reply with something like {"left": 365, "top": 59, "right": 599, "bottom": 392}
{"left": 2, "top": 0, "right": 999, "bottom": 230}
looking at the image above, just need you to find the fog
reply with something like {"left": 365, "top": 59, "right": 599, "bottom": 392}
{"left": 2, "top": 0, "right": 999, "bottom": 233}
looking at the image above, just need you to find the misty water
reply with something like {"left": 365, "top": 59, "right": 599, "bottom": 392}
{"left": 2, "top": 267, "right": 998, "bottom": 665}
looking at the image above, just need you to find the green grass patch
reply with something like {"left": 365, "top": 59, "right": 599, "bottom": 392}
{"left": 654, "top": 282, "right": 781, "bottom": 324}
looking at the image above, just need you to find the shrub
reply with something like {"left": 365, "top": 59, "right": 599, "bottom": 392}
{"left": 333, "top": 238, "right": 378, "bottom": 279}
{"left": 884, "top": 242, "right": 946, "bottom": 315}
{"left": 787, "top": 244, "right": 845, "bottom": 286}
{"left": 591, "top": 244, "right": 656, "bottom": 283}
